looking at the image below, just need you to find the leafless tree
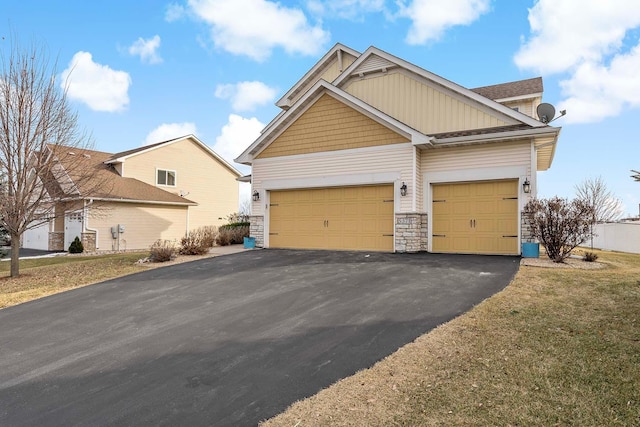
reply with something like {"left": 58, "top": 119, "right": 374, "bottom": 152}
{"left": 632, "top": 170, "right": 640, "bottom": 182}
{"left": 575, "top": 176, "right": 624, "bottom": 224}
{"left": 0, "top": 39, "right": 101, "bottom": 277}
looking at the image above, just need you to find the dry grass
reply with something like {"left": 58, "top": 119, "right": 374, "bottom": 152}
{"left": 0, "top": 251, "right": 216, "bottom": 309}
{"left": 262, "top": 249, "right": 640, "bottom": 426}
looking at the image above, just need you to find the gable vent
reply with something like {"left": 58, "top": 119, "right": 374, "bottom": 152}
{"left": 353, "top": 54, "right": 396, "bottom": 76}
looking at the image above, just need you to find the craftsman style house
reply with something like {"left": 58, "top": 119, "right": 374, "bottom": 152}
{"left": 235, "top": 44, "right": 561, "bottom": 254}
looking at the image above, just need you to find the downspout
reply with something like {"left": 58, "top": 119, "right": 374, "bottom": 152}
{"left": 84, "top": 199, "right": 99, "bottom": 250}
{"left": 186, "top": 206, "right": 190, "bottom": 237}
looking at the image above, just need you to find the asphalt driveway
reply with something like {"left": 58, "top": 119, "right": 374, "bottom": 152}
{"left": 0, "top": 250, "right": 520, "bottom": 426}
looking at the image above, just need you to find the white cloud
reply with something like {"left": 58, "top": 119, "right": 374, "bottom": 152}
{"left": 186, "top": 0, "right": 330, "bottom": 61}
{"left": 60, "top": 52, "right": 131, "bottom": 112}
{"left": 307, "top": 0, "right": 385, "bottom": 20}
{"left": 128, "top": 35, "right": 163, "bottom": 64}
{"left": 398, "top": 0, "right": 490, "bottom": 44}
{"left": 213, "top": 114, "right": 263, "bottom": 164}
{"left": 514, "top": 0, "right": 640, "bottom": 124}
{"left": 165, "top": 3, "right": 186, "bottom": 21}
{"left": 515, "top": 0, "right": 640, "bottom": 74}
{"left": 145, "top": 122, "right": 198, "bottom": 145}
{"left": 559, "top": 42, "right": 640, "bottom": 124}
{"left": 215, "top": 81, "right": 277, "bottom": 112}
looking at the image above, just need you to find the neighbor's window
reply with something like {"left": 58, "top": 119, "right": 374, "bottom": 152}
{"left": 157, "top": 169, "right": 176, "bottom": 186}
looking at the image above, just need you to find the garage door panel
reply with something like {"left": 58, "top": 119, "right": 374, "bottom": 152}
{"left": 270, "top": 185, "right": 393, "bottom": 251}
{"left": 432, "top": 180, "right": 518, "bottom": 255}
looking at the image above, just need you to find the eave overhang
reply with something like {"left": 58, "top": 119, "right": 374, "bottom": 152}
{"left": 235, "top": 80, "right": 430, "bottom": 165}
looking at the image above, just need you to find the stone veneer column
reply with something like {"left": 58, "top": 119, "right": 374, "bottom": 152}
{"left": 395, "top": 213, "right": 428, "bottom": 253}
{"left": 521, "top": 211, "right": 535, "bottom": 243}
{"left": 49, "top": 232, "right": 64, "bottom": 251}
{"left": 81, "top": 232, "right": 97, "bottom": 252}
{"left": 249, "top": 215, "right": 264, "bottom": 248}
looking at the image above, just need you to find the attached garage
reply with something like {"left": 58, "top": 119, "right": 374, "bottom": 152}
{"left": 23, "top": 221, "right": 50, "bottom": 251}
{"left": 269, "top": 185, "right": 394, "bottom": 251}
{"left": 431, "top": 180, "right": 519, "bottom": 255}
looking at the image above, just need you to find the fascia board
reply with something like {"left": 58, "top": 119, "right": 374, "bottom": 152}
{"left": 235, "top": 80, "right": 429, "bottom": 164}
{"left": 426, "top": 126, "right": 560, "bottom": 147}
{"left": 275, "top": 43, "right": 361, "bottom": 108}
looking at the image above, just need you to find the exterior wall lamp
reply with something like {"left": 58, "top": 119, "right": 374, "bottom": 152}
{"left": 400, "top": 182, "right": 408, "bottom": 197}
{"left": 252, "top": 190, "right": 260, "bottom": 201}
{"left": 522, "top": 178, "right": 531, "bottom": 194}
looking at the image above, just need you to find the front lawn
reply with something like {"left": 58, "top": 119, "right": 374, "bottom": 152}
{"left": 0, "top": 253, "right": 148, "bottom": 308}
{"left": 263, "top": 250, "right": 640, "bottom": 426}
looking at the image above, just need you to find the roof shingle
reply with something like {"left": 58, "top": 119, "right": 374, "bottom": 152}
{"left": 471, "top": 77, "right": 543, "bottom": 101}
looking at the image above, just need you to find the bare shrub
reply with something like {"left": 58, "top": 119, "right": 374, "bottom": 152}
{"left": 149, "top": 239, "right": 177, "bottom": 262}
{"left": 179, "top": 226, "right": 217, "bottom": 255}
{"left": 524, "top": 197, "right": 595, "bottom": 263}
{"left": 199, "top": 225, "right": 218, "bottom": 248}
{"left": 216, "top": 225, "right": 249, "bottom": 246}
{"left": 583, "top": 251, "right": 599, "bottom": 262}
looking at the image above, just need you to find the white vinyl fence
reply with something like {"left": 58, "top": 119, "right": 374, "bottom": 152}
{"left": 591, "top": 222, "right": 640, "bottom": 254}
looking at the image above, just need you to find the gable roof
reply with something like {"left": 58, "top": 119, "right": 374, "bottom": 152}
{"left": 275, "top": 43, "right": 361, "bottom": 110}
{"left": 106, "top": 134, "right": 241, "bottom": 178}
{"left": 333, "top": 46, "right": 546, "bottom": 128}
{"left": 48, "top": 145, "right": 196, "bottom": 206}
{"left": 471, "top": 77, "right": 543, "bottom": 101}
{"left": 235, "top": 80, "right": 430, "bottom": 165}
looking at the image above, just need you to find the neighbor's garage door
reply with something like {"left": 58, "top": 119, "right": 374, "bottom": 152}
{"left": 269, "top": 185, "right": 394, "bottom": 251}
{"left": 432, "top": 180, "right": 519, "bottom": 255}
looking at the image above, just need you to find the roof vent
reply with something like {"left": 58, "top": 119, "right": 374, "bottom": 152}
{"left": 82, "top": 153, "right": 91, "bottom": 158}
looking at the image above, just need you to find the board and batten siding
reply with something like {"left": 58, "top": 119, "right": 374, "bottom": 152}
{"left": 89, "top": 202, "right": 188, "bottom": 251}
{"left": 256, "top": 94, "right": 409, "bottom": 159}
{"left": 252, "top": 143, "right": 415, "bottom": 215}
{"left": 422, "top": 141, "right": 532, "bottom": 176}
{"left": 344, "top": 71, "right": 516, "bottom": 135}
{"left": 121, "top": 138, "right": 238, "bottom": 228}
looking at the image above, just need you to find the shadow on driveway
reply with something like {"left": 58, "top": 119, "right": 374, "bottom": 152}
{"left": 0, "top": 249, "right": 520, "bottom": 426}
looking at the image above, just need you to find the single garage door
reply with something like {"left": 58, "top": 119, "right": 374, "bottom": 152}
{"left": 269, "top": 185, "right": 394, "bottom": 251}
{"left": 23, "top": 221, "right": 50, "bottom": 251}
{"left": 432, "top": 180, "right": 519, "bottom": 255}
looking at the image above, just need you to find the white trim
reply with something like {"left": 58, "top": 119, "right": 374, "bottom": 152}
{"left": 425, "top": 127, "right": 560, "bottom": 147}
{"left": 74, "top": 197, "right": 196, "bottom": 206}
{"left": 333, "top": 46, "right": 546, "bottom": 128}
{"left": 423, "top": 166, "right": 527, "bottom": 253}
{"left": 412, "top": 146, "right": 417, "bottom": 212}
{"left": 261, "top": 172, "right": 400, "bottom": 191}
{"left": 275, "top": 43, "right": 361, "bottom": 108}
{"left": 105, "top": 134, "right": 241, "bottom": 178}
{"left": 235, "top": 80, "right": 429, "bottom": 164}
{"left": 252, "top": 141, "right": 413, "bottom": 165}
{"left": 156, "top": 168, "right": 177, "bottom": 187}
{"left": 84, "top": 199, "right": 99, "bottom": 249}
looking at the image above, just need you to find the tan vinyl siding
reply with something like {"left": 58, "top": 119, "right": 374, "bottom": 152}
{"left": 344, "top": 71, "right": 513, "bottom": 135}
{"left": 89, "top": 202, "right": 187, "bottom": 251}
{"left": 415, "top": 145, "right": 423, "bottom": 210}
{"left": 252, "top": 143, "right": 414, "bottom": 214}
{"left": 256, "top": 94, "right": 409, "bottom": 159}
{"left": 422, "top": 141, "right": 532, "bottom": 176}
{"left": 501, "top": 96, "right": 542, "bottom": 119}
{"left": 121, "top": 138, "right": 238, "bottom": 228}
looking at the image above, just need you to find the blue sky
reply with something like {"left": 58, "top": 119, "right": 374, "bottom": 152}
{"left": 2, "top": 0, "right": 639, "bottom": 215}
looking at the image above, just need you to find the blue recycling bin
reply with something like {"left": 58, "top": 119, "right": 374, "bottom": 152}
{"left": 243, "top": 237, "right": 256, "bottom": 249}
{"left": 522, "top": 242, "right": 540, "bottom": 258}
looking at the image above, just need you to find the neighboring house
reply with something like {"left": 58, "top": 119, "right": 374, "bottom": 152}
{"left": 23, "top": 135, "right": 240, "bottom": 252}
{"left": 235, "top": 44, "right": 561, "bottom": 255}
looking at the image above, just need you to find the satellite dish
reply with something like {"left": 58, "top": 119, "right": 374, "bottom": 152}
{"left": 537, "top": 103, "right": 556, "bottom": 124}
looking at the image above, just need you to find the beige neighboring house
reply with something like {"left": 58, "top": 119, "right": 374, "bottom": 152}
{"left": 235, "top": 44, "right": 561, "bottom": 255}
{"left": 22, "top": 135, "right": 240, "bottom": 252}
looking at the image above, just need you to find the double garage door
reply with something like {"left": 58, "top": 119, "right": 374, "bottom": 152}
{"left": 269, "top": 185, "right": 394, "bottom": 251}
{"left": 431, "top": 180, "right": 519, "bottom": 255}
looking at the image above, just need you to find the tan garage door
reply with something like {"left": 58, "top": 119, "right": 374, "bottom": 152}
{"left": 269, "top": 185, "right": 394, "bottom": 251}
{"left": 432, "top": 180, "right": 519, "bottom": 255}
